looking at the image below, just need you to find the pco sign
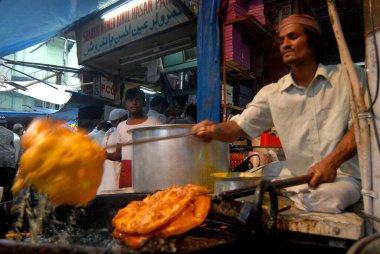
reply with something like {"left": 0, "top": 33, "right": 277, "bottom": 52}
{"left": 100, "top": 77, "right": 115, "bottom": 100}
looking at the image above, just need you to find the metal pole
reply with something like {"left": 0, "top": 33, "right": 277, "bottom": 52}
{"left": 364, "top": 0, "right": 380, "bottom": 233}
{"left": 326, "top": 0, "right": 373, "bottom": 235}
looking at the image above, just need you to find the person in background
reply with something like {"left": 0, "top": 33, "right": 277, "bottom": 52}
{"left": 13, "top": 123, "right": 24, "bottom": 137}
{"left": 164, "top": 107, "right": 182, "bottom": 123}
{"left": 107, "top": 87, "right": 161, "bottom": 188}
{"left": 147, "top": 95, "right": 169, "bottom": 124}
{"left": 170, "top": 103, "right": 197, "bottom": 124}
{"left": 87, "top": 119, "right": 105, "bottom": 135}
{"left": 88, "top": 120, "right": 112, "bottom": 146}
{"left": 12, "top": 123, "right": 24, "bottom": 165}
{"left": 0, "top": 116, "right": 16, "bottom": 202}
{"left": 97, "top": 108, "right": 128, "bottom": 194}
{"left": 192, "top": 14, "right": 366, "bottom": 213}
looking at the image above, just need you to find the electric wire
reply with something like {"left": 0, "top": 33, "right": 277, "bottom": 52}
{"left": 0, "top": 63, "right": 58, "bottom": 90}
{"left": 0, "top": 57, "right": 101, "bottom": 75}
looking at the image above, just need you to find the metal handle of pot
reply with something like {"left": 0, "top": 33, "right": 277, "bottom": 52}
{"left": 218, "top": 173, "right": 313, "bottom": 201}
{"left": 105, "top": 130, "right": 197, "bottom": 148}
{"left": 270, "top": 173, "right": 313, "bottom": 189}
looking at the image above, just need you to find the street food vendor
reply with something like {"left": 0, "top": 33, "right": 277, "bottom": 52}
{"left": 193, "top": 14, "right": 366, "bottom": 213}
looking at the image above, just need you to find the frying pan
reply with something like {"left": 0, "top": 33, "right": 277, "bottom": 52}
{"left": 0, "top": 174, "right": 313, "bottom": 253}
{"left": 0, "top": 193, "right": 257, "bottom": 254}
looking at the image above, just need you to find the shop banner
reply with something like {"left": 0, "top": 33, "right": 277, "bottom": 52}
{"left": 76, "top": 0, "right": 188, "bottom": 62}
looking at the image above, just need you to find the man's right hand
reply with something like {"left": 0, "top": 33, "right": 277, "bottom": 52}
{"left": 192, "top": 120, "right": 216, "bottom": 142}
{"left": 192, "top": 120, "right": 246, "bottom": 143}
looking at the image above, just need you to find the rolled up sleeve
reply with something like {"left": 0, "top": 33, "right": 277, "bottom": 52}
{"left": 231, "top": 87, "right": 274, "bottom": 139}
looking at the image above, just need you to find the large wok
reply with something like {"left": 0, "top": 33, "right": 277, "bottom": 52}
{"left": 0, "top": 187, "right": 274, "bottom": 254}
{"left": 0, "top": 177, "right": 352, "bottom": 254}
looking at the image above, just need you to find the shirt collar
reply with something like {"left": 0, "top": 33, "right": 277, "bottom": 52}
{"left": 279, "top": 63, "right": 330, "bottom": 91}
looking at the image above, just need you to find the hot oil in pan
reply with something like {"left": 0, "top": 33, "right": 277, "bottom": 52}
{"left": 10, "top": 216, "right": 251, "bottom": 253}
{"left": 6, "top": 190, "right": 108, "bottom": 246}
{"left": 7, "top": 192, "right": 130, "bottom": 251}
{"left": 27, "top": 227, "right": 127, "bottom": 251}
{"left": 8, "top": 189, "right": 54, "bottom": 243}
{"left": 176, "top": 220, "right": 246, "bottom": 252}
{"left": 4, "top": 191, "right": 254, "bottom": 253}
{"left": 129, "top": 219, "right": 250, "bottom": 253}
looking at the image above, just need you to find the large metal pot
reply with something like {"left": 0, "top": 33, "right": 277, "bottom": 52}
{"left": 131, "top": 124, "right": 229, "bottom": 192}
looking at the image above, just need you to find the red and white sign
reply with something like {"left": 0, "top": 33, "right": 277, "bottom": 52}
{"left": 100, "top": 77, "right": 115, "bottom": 100}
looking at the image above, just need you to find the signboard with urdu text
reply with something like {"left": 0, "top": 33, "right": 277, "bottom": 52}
{"left": 76, "top": 0, "right": 188, "bottom": 62}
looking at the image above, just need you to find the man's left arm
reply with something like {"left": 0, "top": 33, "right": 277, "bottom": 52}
{"left": 308, "top": 126, "right": 357, "bottom": 187}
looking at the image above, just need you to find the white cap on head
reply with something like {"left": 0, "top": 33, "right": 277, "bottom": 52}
{"left": 109, "top": 109, "right": 128, "bottom": 121}
{"left": 13, "top": 123, "right": 23, "bottom": 132}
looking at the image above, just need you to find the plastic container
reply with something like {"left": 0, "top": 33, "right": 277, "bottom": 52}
{"left": 260, "top": 133, "right": 282, "bottom": 147}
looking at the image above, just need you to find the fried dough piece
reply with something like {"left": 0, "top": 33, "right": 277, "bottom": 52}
{"left": 12, "top": 118, "right": 106, "bottom": 206}
{"left": 136, "top": 185, "right": 208, "bottom": 234}
{"left": 155, "top": 195, "right": 210, "bottom": 238}
{"left": 113, "top": 185, "right": 208, "bottom": 235}
{"left": 112, "top": 194, "right": 211, "bottom": 249}
{"left": 112, "top": 200, "right": 148, "bottom": 231}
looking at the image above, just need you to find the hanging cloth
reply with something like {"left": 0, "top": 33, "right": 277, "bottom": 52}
{"left": 197, "top": 0, "right": 222, "bottom": 123}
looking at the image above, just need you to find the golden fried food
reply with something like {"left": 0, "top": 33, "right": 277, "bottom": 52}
{"left": 113, "top": 184, "right": 208, "bottom": 235}
{"left": 155, "top": 195, "right": 210, "bottom": 238}
{"left": 112, "top": 200, "right": 149, "bottom": 232}
{"left": 12, "top": 118, "right": 106, "bottom": 206}
{"left": 112, "top": 184, "right": 211, "bottom": 249}
{"left": 21, "top": 118, "right": 56, "bottom": 150}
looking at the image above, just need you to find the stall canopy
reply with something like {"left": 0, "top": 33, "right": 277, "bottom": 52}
{"left": 0, "top": 0, "right": 121, "bottom": 57}
{"left": 0, "top": 81, "right": 73, "bottom": 104}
